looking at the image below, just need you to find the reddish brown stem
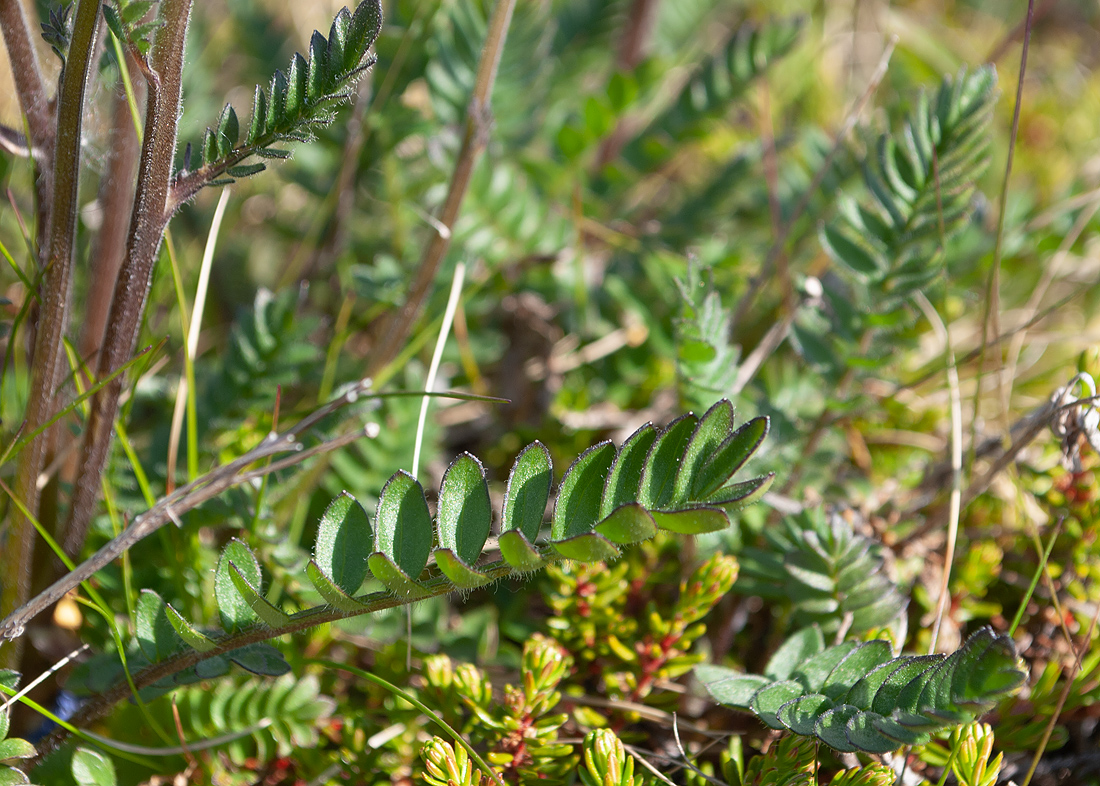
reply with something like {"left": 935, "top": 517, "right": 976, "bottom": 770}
{"left": 62, "top": 0, "right": 193, "bottom": 561}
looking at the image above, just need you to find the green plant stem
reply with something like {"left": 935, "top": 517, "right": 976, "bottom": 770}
{"left": 1, "top": 0, "right": 102, "bottom": 669}
{"left": 30, "top": 548, "right": 570, "bottom": 763}
{"left": 62, "top": 0, "right": 194, "bottom": 562}
{"left": 366, "top": 0, "right": 516, "bottom": 376}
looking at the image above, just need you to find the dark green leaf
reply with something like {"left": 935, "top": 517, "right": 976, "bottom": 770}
{"left": 638, "top": 414, "right": 697, "bottom": 510}
{"left": 692, "top": 417, "right": 768, "bottom": 499}
{"left": 71, "top": 747, "right": 116, "bottom": 786}
{"left": 314, "top": 491, "right": 373, "bottom": 594}
{"left": 502, "top": 441, "right": 552, "bottom": 543}
{"left": 215, "top": 539, "right": 262, "bottom": 632}
{"left": 374, "top": 470, "right": 432, "bottom": 581}
{"left": 551, "top": 441, "right": 615, "bottom": 541}
{"left": 228, "top": 644, "right": 290, "bottom": 677}
{"left": 673, "top": 400, "right": 734, "bottom": 503}
{"left": 600, "top": 423, "right": 657, "bottom": 517}
{"left": 436, "top": 453, "right": 491, "bottom": 564}
{"left": 135, "top": 589, "right": 179, "bottom": 663}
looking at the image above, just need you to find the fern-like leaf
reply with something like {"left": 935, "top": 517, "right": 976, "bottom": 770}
{"left": 144, "top": 400, "right": 771, "bottom": 659}
{"left": 819, "top": 65, "right": 997, "bottom": 302}
{"left": 735, "top": 507, "right": 907, "bottom": 637}
{"left": 697, "top": 627, "right": 1027, "bottom": 753}
{"left": 170, "top": 0, "right": 383, "bottom": 204}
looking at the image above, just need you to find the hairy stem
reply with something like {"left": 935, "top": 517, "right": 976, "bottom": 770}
{"left": 31, "top": 549, "right": 569, "bottom": 763}
{"left": 0, "top": 0, "right": 56, "bottom": 236}
{"left": 366, "top": 0, "right": 516, "bottom": 376}
{"left": 62, "top": 0, "right": 193, "bottom": 561}
{"left": 81, "top": 71, "right": 144, "bottom": 367}
{"left": 1, "top": 0, "right": 102, "bottom": 668}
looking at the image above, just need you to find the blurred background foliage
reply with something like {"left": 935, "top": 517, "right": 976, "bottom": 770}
{"left": 3, "top": 0, "right": 1100, "bottom": 783}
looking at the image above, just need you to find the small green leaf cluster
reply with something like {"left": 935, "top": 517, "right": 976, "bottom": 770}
{"left": 39, "top": 2, "right": 74, "bottom": 65}
{"left": 420, "top": 635, "right": 576, "bottom": 784}
{"left": 176, "top": 0, "right": 383, "bottom": 192}
{"left": 918, "top": 722, "right": 1003, "bottom": 786}
{"left": 0, "top": 671, "right": 36, "bottom": 785}
{"left": 729, "top": 733, "right": 898, "bottom": 786}
{"left": 545, "top": 552, "right": 738, "bottom": 719}
{"left": 579, "top": 728, "right": 646, "bottom": 786}
{"left": 735, "top": 507, "right": 907, "bottom": 637}
{"left": 421, "top": 738, "right": 494, "bottom": 786}
{"left": 739, "top": 734, "right": 817, "bottom": 786}
{"left": 697, "top": 626, "right": 1027, "bottom": 754}
{"left": 102, "top": 0, "right": 161, "bottom": 57}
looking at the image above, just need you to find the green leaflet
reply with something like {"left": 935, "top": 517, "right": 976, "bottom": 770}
{"left": 371, "top": 471, "right": 433, "bottom": 592}
{"left": 72, "top": 747, "right": 116, "bottom": 786}
{"left": 600, "top": 424, "right": 658, "bottom": 518}
{"left": 135, "top": 589, "right": 180, "bottom": 663}
{"left": 502, "top": 441, "right": 553, "bottom": 543}
{"left": 697, "top": 627, "right": 1027, "bottom": 753}
{"left": 552, "top": 441, "right": 618, "bottom": 560}
{"left": 215, "top": 538, "right": 263, "bottom": 632}
{"left": 436, "top": 453, "right": 492, "bottom": 565}
{"left": 314, "top": 491, "right": 373, "bottom": 595}
{"left": 638, "top": 414, "right": 697, "bottom": 510}
{"left": 800, "top": 65, "right": 998, "bottom": 373}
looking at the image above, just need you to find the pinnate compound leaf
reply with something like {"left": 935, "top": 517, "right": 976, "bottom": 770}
{"left": 698, "top": 627, "right": 1027, "bottom": 753}
{"left": 176, "top": 0, "right": 383, "bottom": 194}
{"left": 315, "top": 491, "right": 373, "bottom": 594}
{"left": 736, "top": 507, "right": 907, "bottom": 636}
{"left": 216, "top": 539, "right": 263, "bottom": 632}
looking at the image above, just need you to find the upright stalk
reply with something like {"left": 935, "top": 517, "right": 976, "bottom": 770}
{"left": 366, "top": 0, "right": 516, "bottom": 375}
{"left": 0, "top": 0, "right": 56, "bottom": 237}
{"left": 63, "top": 0, "right": 194, "bottom": 559}
{"left": 1, "top": 0, "right": 102, "bottom": 667}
